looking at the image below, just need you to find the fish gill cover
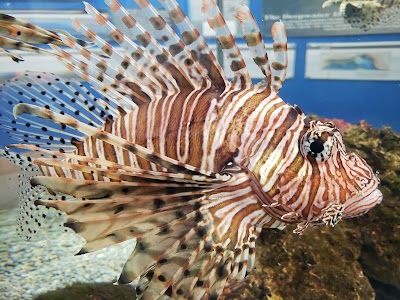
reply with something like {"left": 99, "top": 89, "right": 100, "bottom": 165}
{"left": 0, "top": 0, "right": 383, "bottom": 299}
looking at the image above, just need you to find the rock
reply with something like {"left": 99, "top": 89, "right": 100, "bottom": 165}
{"left": 357, "top": 194, "right": 400, "bottom": 290}
{"left": 224, "top": 224, "right": 374, "bottom": 300}
{"left": 344, "top": 125, "right": 400, "bottom": 290}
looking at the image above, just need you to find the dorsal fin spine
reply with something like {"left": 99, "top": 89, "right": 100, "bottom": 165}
{"left": 71, "top": 18, "right": 163, "bottom": 101}
{"left": 81, "top": 2, "right": 172, "bottom": 97}
{"left": 133, "top": 0, "right": 205, "bottom": 88}
{"left": 55, "top": 33, "right": 161, "bottom": 102}
{"left": 270, "top": 21, "right": 288, "bottom": 93}
{"left": 0, "top": 22, "right": 63, "bottom": 46}
{"left": 157, "top": 0, "right": 227, "bottom": 88}
{"left": 236, "top": 5, "right": 271, "bottom": 90}
{"left": 201, "top": 0, "right": 251, "bottom": 90}
{"left": 100, "top": 0, "right": 192, "bottom": 91}
{"left": 0, "top": 13, "right": 62, "bottom": 42}
{"left": 103, "top": 0, "right": 182, "bottom": 92}
{"left": 49, "top": 46, "right": 140, "bottom": 108}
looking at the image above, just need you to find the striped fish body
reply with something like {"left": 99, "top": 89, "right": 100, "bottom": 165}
{"left": 0, "top": 0, "right": 382, "bottom": 299}
{"left": 87, "top": 87, "right": 286, "bottom": 173}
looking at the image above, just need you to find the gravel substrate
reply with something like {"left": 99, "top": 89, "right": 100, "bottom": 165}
{"left": 0, "top": 208, "right": 137, "bottom": 299}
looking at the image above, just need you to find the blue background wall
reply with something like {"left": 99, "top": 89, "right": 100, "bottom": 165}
{"left": 0, "top": 0, "right": 399, "bottom": 147}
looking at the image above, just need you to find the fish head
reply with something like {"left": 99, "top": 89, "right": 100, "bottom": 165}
{"left": 297, "top": 119, "right": 382, "bottom": 226}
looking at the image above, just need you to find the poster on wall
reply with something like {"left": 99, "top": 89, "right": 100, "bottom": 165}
{"left": 262, "top": 0, "right": 400, "bottom": 37}
{"left": 305, "top": 41, "right": 400, "bottom": 81}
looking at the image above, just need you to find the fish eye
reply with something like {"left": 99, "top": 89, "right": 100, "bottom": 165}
{"left": 301, "top": 129, "right": 335, "bottom": 161}
{"left": 310, "top": 139, "right": 325, "bottom": 154}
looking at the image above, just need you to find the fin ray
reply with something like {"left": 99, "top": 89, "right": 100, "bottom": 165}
{"left": 89, "top": 0, "right": 191, "bottom": 90}
{"left": 0, "top": 150, "right": 67, "bottom": 241}
{"left": 55, "top": 34, "right": 159, "bottom": 97}
{"left": 0, "top": 35, "right": 54, "bottom": 56}
{"left": 50, "top": 43, "right": 150, "bottom": 106}
{"left": 201, "top": 0, "right": 251, "bottom": 89}
{"left": 156, "top": 0, "right": 227, "bottom": 88}
{"left": 132, "top": 0, "right": 205, "bottom": 88}
{"left": 236, "top": 5, "right": 271, "bottom": 87}
{"left": 270, "top": 21, "right": 288, "bottom": 93}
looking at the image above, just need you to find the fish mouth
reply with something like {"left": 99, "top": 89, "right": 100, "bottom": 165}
{"left": 343, "top": 186, "right": 383, "bottom": 219}
{"left": 340, "top": 152, "right": 383, "bottom": 218}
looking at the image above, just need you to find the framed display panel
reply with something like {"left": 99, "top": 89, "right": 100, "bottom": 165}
{"left": 305, "top": 41, "right": 400, "bottom": 81}
{"left": 261, "top": 0, "right": 400, "bottom": 37}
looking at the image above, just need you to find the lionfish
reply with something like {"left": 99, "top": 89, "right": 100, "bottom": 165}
{"left": 322, "top": 0, "right": 400, "bottom": 31}
{"left": 0, "top": 0, "right": 382, "bottom": 299}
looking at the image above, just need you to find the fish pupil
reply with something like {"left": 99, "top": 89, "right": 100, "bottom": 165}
{"left": 310, "top": 139, "right": 324, "bottom": 154}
